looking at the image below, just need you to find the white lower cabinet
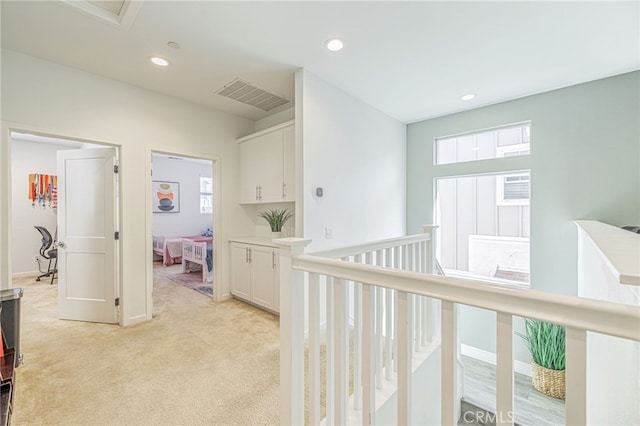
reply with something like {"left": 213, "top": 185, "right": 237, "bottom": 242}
{"left": 230, "top": 241, "right": 279, "bottom": 313}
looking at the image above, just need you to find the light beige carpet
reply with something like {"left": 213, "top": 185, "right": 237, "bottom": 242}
{"left": 10, "top": 264, "right": 280, "bottom": 425}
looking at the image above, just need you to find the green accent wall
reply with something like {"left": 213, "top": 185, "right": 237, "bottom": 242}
{"left": 407, "top": 71, "right": 640, "bottom": 353}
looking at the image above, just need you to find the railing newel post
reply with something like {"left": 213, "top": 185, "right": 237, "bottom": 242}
{"left": 274, "top": 237, "right": 311, "bottom": 426}
{"left": 421, "top": 225, "right": 439, "bottom": 347}
{"left": 421, "top": 224, "right": 438, "bottom": 275}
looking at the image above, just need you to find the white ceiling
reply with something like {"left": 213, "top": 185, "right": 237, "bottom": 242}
{"left": 2, "top": 1, "right": 638, "bottom": 123}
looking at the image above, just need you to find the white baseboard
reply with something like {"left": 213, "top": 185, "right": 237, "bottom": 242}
{"left": 12, "top": 271, "right": 39, "bottom": 278}
{"left": 461, "top": 344, "right": 532, "bottom": 377}
{"left": 218, "top": 293, "right": 233, "bottom": 302}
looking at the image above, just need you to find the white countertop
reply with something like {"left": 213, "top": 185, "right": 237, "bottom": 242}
{"left": 575, "top": 220, "right": 640, "bottom": 286}
{"left": 228, "top": 236, "right": 280, "bottom": 248}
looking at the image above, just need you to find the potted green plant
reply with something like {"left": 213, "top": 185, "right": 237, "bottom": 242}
{"left": 258, "top": 208, "right": 293, "bottom": 238}
{"left": 516, "top": 319, "right": 566, "bottom": 399}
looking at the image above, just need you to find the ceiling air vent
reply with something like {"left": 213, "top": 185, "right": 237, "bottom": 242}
{"left": 88, "top": 0, "right": 126, "bottom": 15}
{"left": 216, "top": 79, "right": 290, "bottom": 112}
{"left": 63, "top": 0, "right": 143, "bottom": 28}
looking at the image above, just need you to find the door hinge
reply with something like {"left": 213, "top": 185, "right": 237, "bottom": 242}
{"left": 115, "top": 297, "right": 120, "bottom": 307}
{"left": 114, "top": 164, "right": 119, "bottom": 173}
{"left": 114, "top": 231, "right": 120, "bottom": 240}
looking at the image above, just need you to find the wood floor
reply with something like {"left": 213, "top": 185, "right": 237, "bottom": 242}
{"left": 461, "top": 355, "right": 565, "bottom": 426}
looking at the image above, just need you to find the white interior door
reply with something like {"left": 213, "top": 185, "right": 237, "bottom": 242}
{"left": 57, "top": 147, "right": 118, "bottom": 323}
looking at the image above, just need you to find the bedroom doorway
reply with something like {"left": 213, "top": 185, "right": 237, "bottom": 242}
{"left": 150, "top": 151, "right": 217, "bottom": 301}
{"left": 9, "top": 131, "right": 121, "bottom": 324}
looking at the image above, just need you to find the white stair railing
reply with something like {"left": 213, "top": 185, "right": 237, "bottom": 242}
{"left": 277, "top": 227, "right": 640, "bottom": 426}
{"left": 278, "top": 227, "right": 441, "bottom": 425}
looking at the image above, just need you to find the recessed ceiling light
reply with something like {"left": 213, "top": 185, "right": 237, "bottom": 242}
{"left": 149, "top": 56, "right": 169, "bottom": 67}
{"left": 461, "top": 93, "right": 476, "bottom": 101}
{"left": 167, "top": 41, "right": 180, "bottom": 49}
{"left": 325, "top": 38, "right": 344, "bottom": 52}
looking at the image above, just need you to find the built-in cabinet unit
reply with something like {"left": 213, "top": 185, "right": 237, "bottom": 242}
{"left": 230, "top": 238, "right": 280, "bottom": 313}
{"left": 238, "top": 120, "right": 295, "bottom": 204}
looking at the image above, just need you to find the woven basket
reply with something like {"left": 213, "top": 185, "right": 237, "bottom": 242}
{"left": 532, "top": 360, "right": 565, "bottom": 399}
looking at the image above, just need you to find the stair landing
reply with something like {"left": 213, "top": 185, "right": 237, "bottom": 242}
{"left": 460, "top": 355, "right": 565, "bottom": 425}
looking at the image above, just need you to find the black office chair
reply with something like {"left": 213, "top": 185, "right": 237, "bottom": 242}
{"left": 34, "top": 226, "right": 57, "bottom": 284}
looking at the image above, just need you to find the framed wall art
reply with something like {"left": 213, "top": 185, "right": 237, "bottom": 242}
{"left": 153, "top": 181, "right": 180, "bottom": 213}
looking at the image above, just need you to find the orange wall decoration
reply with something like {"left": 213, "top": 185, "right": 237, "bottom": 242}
{"left": 28, "top": 173, "right": 57, "bottom": 209}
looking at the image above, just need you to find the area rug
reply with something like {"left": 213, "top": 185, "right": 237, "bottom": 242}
{"left": 167, "top": 272, "right": 213, "bottom": 297}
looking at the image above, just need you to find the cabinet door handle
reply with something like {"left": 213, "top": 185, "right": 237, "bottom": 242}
{"left": 248, "top": 247, "right": 252, "bottom": 263}
{"left": 282, "top": 182, "right": 286, "bottom": 199}
{"left": 255, "top": 185, "right": 259, "bottom": 201}
{"left": 272, "top": 251, "right": 276, "bottom": 269}
{"left": 259, "top": 185, "right": 262, "bottom": 200}
{"left": 245, "top": 247, "right": 249, "bottom": 263}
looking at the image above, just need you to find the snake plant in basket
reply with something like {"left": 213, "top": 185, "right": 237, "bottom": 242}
{"left": 516, "top": 319, "right": 566, "bottom": 399}
{"left": 258, "top": 208, "right": 293, "bottom": 236}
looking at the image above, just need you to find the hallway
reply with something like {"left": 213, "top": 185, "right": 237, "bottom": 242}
{"left": 11, "top": 268, "right": 280, "bottom": 425}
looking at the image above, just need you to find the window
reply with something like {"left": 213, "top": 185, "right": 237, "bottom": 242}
{"left": 497, "top": 143, "right": 530, "bottom": 158}
{"left": 435, "top": 122, "right": 531, "bottom": 165}
{"left": 434, "top": 123, "right": 531, "bottom": 285}
{"left": 200, "top": 177, "right": 213, "bottom": 214}
{"left": 495, "top": 143, "right": 530, "bottom": 206}
{"left": 497, "top": 173, "right": 530, "bottom": 206}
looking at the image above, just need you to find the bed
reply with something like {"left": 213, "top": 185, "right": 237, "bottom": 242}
{"left": 182, "top": 236, "right": 213, "bottom": 283}
{"left": 152, "top": 235, "right": 184, "bottom": 266}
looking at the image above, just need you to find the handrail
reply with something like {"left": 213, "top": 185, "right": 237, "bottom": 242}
{"left": 294, "top": 254, "right": 640, "bottom": 342}
{"left": 308, "top": 233, "right": 431, "bottom": 259}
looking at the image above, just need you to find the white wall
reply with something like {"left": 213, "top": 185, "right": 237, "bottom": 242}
{"left": 1, "top": 49, "right": 255, "bottom": 325}
{"left": 577, "top": 223, "right": 640, "bottom": 425}
{"left": 240, "top": 202, "right": 296, "bottom": 238}
{"left": 10, "top": 139, "right": 70, "bottom": 274}
{"left": 375, "top": 350, "right": 442, "bottom": 425}
{"left": 407, "top": 71, "right": 640, "bottom": 355}
{"left": 297, "top": 70, "right": 406, "bottom": 249}
{"left": 151, "top": 155, "right": 212, "bottom": 237}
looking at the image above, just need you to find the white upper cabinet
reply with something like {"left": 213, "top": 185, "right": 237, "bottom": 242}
{"left": 238, "top": 120, "right": 294, "bottom": 204}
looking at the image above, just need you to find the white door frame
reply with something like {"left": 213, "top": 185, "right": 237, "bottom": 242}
{"left": 2, "top": 124, "right": 123, "bottom": 324}
{"left": 146, "top": 148, "right": 222, "bottom": 308}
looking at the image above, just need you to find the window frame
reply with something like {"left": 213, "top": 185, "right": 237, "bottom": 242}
{"left": 496, "top": 172, "right": 530, "bottom": 206}
{"left": 199, "top": 176, "right": 213, "bottom": 215}
{"left": 434, "top": 121, "right": 531, "bottom": 166}
{"left": 433, "top": 122, "right": 532, "bottom": 287}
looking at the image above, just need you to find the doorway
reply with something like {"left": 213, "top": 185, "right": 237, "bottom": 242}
{"left": 9, "top": 130, "right": 120, "bottom": 324}
{"left": 150, "top": 151, "right": 217, "bottom": 301}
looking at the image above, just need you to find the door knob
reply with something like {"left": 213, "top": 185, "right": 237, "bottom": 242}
{"left": 56, "top": 241, "right": 65, "bottom": 248}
